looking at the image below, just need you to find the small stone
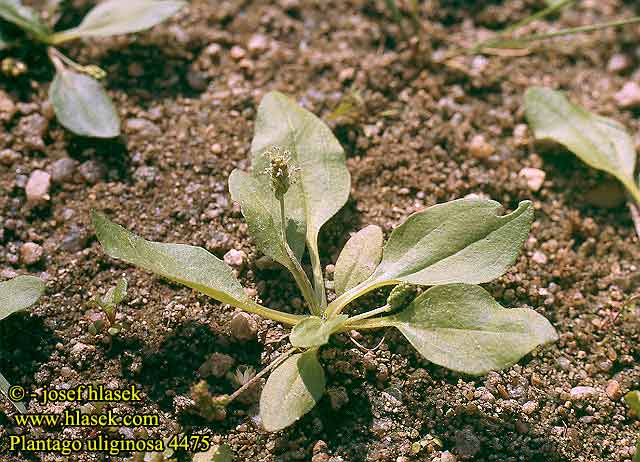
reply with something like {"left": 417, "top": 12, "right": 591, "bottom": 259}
{"left": 468, "top": 134, "right": 494, "bottom": 159}
{"left": 519, "top": 167, "right": 546, "bottom": 191}
{"left": 17, "top": 113, "right": 48, "bottom": 150}
{"left": 230, "top": 312, "right": 258, "bottom": 341}
{"left": 605, "top": 380, "right": 621, "bottom": 400}
{"left": 614, "top": 81, "right": 640, "bottom": 109}
{"left": 230, "top": 46, "right": 246, "bottom": 60}
{"left": 608, "top": 54, "right": 630, "bottom": 74}
{"left": 0, "top": 149, "right": 20, "bottom": 165}
{"left": 531, "top": 251, "right": 548, "bottom": 265}
{"left": 224, "top": 249, "right": 246, "bottom": 268}
{"left": 513, "top": 124, "right": 528, "bottom": 146}
{"left": 313, "top": 440, "right": 328, "bottom": 455}
{"left": 0, "top": 89, "right": 16, "bottom": 122}
{"left": 133, "top": 165, "right": 158, "bottom": 184}
{"left": 20, "top": 242, "right": 44, "bottom": 265}
{"left": 247, "top": 34, "right": 268, "bottom": 53}
{"left": 570, "top": 386, "right": 598, "bottom": 400}
{"left": 25, "top": 170, "right": 51, "bottom": 204}
{"left": 522, "top": 400, "right": 538, "bottom": 415}
{"left": 48, "top": 157, "right": 78, "bottom": 184}
{"left": 125, "top": 118, "right": 161, "bottom": 139}
{"left": 339, "top": 67, "right": 355, "bottom": 82}
{"left": 440, "top": 451, "right": 457, "bottom": 462}
{"left": 198, "top": 352, "right": 235, "bottom": 378}
{"left": 78, "top": 160, "right": 106, "bottom": 184}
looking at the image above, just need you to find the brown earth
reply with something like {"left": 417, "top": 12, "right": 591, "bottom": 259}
{"left": 2, "top": 0, "right": 640, "bottom": 461}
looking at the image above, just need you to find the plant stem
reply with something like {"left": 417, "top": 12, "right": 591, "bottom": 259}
{"left": 309, "top": 241, "right": 327, "bottom": 311}
{"left": 501, "top": 0, "right": 575, "bottom": 36}
{"left": 226, "top": 348, "right": 296, "bottom": 404}
{"left": 505, "top": 16, "right": 640, "bottom": 45}
{"left": 278, "top": 198, "right": 320, "bottom": 315}
{"left": 242, "top": 300, "right": 306, "bottom": 326}
{"left": 326, "top": 279, "right": 393, "bottom": 318}
{"left": 345, "top": 317, "right": 391, "bottom": 331}
{"left": 344, "top": 304, "right": 391, "bottom": 325}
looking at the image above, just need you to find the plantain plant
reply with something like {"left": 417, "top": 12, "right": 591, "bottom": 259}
{"left": 92, "top": 91, "right": 558, "bottom": 431}
{"left": 0, "top": 0, "right": 185, "bottom": 137}
{"left": 0, "top": 275, "right": 44, "bottom": 413}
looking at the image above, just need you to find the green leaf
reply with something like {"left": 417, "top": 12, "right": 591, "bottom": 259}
{"left": 251, "top": 91, "right": 350, "bottom": 305}
{"left": 260, "top": 349, "right": 325, "bottom": 431}
{"left": 49, "top": 68, "right": 120, "bottom": 138}
{"left": 0, "top": 371, "right": 26, "bottom": 414}
{"left": 378, "top": 284, "right": 557, "bottom": 375}
{"left": 625, "top": 391, "right": 640, "bottom": 415}
{"left": 193, "top": 444, "right": 233, "bottom": 462}
{"left": 51, "top": 0, "right": 186, "bottom": 42}
{"left": 0, "top": 0, "right": 50, "bottom": 41}
{"left": 334, "top": 225, "right": 383, "bottom": 295}
{"left": 0, "top": 275, "right": 45, "bottom": 321}
{"left": 102, "top": 277, "right": 128, "bottom": 306}
{"left": 91, "top": 211, "right": 304, "bottom": 326}
{"left": 229, "top": 169, "right": 306, "bottom": 266}
{"left": 289, "top": 315, "right": 348, "bottom": 348}
{"left": 525, "top": 87, "right": 638, "bottom": 194}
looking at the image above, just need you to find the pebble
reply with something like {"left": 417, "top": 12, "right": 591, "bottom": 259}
{"left": 513, "top": 124, "right": 528, "bottom": 146}
{"left": 25, "top": 169, "right": 51, "bottom": 204}
{"left": 20, "top": 242, "right": 44, "bottom": 265}
{"left": 0, "top": 149, "right": 20, "bottom": 165}
{"left": 614, "top": 81, "right": 640, "bottom": 109}
{"left": 522, "top": 400, "right": 538, "bottom": 415}
{"left": 605, "top": 380, "right": 621, "bottom": 400}
{"left": 48, "top": 157, "right": 78, "bottom": 184}
{"left": 224, "top": 249, "right": 246, "bottom": 268}
{"left": 608, "top": 54, "right": 630, "bottom": 74}
{"left": 570, "top": 386, "right": 598, "bottom": 401}
{"left": 198, "top": 352, "right": 235, "bottom": 378}
{"left": 230, "top": 312, "right": 258, "bottom": 341}
{"left": 440, "top": 451, "right": 457, "bottom": 462}
{"left": 230, "top": 46, "right": 246, "bottom": 60}
{"left": 247, "top": 34, "right": 268, "bottom": 53}
{"left": 17, "top": 113, "right": 48, "bottom": 150}
{"left": 532, "top": 251, "right": 548, "bottom": 265}
{"left": 0, "top": 89, "right": 16, "bottom": 122}
{"left": 519, "top": 167, "right": 546, "bottom": 191}
{"left": 78, "top": 160, "right": 106, "bottom": 184}
{"left": 125, "top": 118, "right": 162, "bottom": 139}
{"left": 468, "top": 134, "right": 494, "bottom": 159}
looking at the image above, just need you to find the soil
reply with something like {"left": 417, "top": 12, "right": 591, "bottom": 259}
{"left": 2, "top": 0, "right": 640, "bottom": 461}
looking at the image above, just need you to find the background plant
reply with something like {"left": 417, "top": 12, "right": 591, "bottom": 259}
{"left": 0, "top": 275, "right": 44, "bottom": 413}
{"left": 0, "top": 0, "right": 185, "bottom": 137}
{"left": 525, "top": 87, "right": 640, "bottom": 237}
{"left": 93, "top": 91, "right": 558, "bottom": 431}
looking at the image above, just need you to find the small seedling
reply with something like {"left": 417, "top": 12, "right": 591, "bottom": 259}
{"left": 87, "top": 277, "right": 127, "bottom": 338}
{"left": 92, "top": 91, "right": 557, "bottom": 431}
{"left": 524, "top": 87, "right": 640, "bottom": 236}
{"left": 0, "top": 275, "right": 45, "bottom": 413}
{"left": 0, "top": 0, "right": 185, "bottom": 138}
{"left": 625, "top": 391, "right": 640, "bottom": 462}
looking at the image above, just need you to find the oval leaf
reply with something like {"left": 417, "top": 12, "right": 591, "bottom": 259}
{"left": 0, "top": 275, "right": 44, "bottom": 321}
{"left": 289, "top": 315, "right": 348, "bottom": 348}
{"left": 229, "top": 169, "right": 306, "bottom": 266}
{"left": 260, "top": 350, "right": 325, "bottom": 431}
{"left": 380, "top": 284, "right": 557, "bottom": 375}
{"left": 53, "top": 0, "right": 185, "bottom": 41}
{"left": 625, "top": 391, "right": 640, "bottom": 415}
{"left": 91, "top": 212, "right": 303, "bottom": 325}
{"left": 0, "top": 0, "right": 50, "bottom": 40}
{"left": 49, "top": 69, "right": 120, "bottom": 138}
{"left": 334, "top": 225, "right": 383, "bottom": 295}
{"left": 525, "top": 87, "right": 637, "bottom": 188}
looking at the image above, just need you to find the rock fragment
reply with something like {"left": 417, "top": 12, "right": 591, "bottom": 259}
{"left": 25, "top": 169, "right": 51, "bottom": 204}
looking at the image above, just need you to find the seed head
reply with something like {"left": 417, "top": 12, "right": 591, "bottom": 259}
{"left": 387, "top": 282, "right": 418, "bottom": 310}
{"left": 263, "top": 146, "right": 298, "bottom": 199}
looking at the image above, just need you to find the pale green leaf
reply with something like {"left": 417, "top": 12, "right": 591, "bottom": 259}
{"left": 378, "top": 284, "right": 557, "bottom": 375}
{"left": 625, "top": 391, "right": 640, "bottom": 415}
{"left": 251, "top": 91, "right": 350, "bottom": 305}
{"left": 49, "top": 68, "right": 120, "bottom": 138}
{"left": 334, "top": 225, "right": 383, "bottom": 295}
{"left": 0, "top": 0, "right": 50, "bottom": 41}
{"left": 260, "top": 349, "right": 325, "bottom": 431}
{"left": 525, "top": 87, "right": 637, "bottom": 190}
{"left": 229, "top": 169, "right": 305, "bottom": 266}
{"left": 0, "top": 275, "right": 45, "bottom": 321}
{"left": 0, "top": 372, "right": 27, "bottom": 414}
{"left": 102, "top": 277, "right": 127, "bottom": 306}
{"left": 289, "top": 315, "right": 348, "bottom": 348}
{"left": 192, "top": 444, "right": 233, "bottom": 462}
{"left": 52, "top": 0, "right": 185, "bottom": 42}
{"left": 91, "top": 212, "right": 305, "bottom": 326}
